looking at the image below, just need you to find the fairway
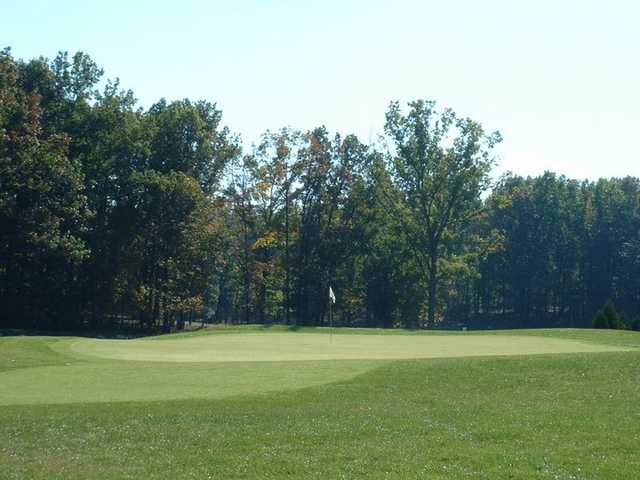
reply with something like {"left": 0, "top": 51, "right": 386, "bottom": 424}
{"left": 68, "top": 331, "right": 625, "bottom": 362}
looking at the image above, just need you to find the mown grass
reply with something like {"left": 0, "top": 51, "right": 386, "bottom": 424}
{"left": 0, "top": 336, "right": 78, "bottom": 373}
{"left": 65, "top": 332, "right": 625, "bottom": 363}
{"left": 1, "top": 328, "right": 639, "bottom": 479}
{"left": 149, "top": 323, "right": 640, "bottom": 347}
{"left": 1, "top": 330, "right": 625, "bottom": 406}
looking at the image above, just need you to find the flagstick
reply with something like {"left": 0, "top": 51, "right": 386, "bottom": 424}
{"left": 330, "top": 298, "right": 333, "bottom": 345}
{"left": 328, "top": 286, "right": 335, "bottom": 345}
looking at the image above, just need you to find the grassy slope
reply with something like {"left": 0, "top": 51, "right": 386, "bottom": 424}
{"left": 0, "top": 336, "right": 78, "bottom": 373}
{"left": 1, "top": 328, "right": 639, "bottom": 479}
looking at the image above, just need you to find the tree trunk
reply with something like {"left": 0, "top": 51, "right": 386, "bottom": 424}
{"left": 427, "top": 249, "right": 438, "bottom": 327}
{"left": 284, "top": 177, "right": 290, "bottom": 325}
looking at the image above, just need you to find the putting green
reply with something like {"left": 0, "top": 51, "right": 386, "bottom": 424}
{"left": 0, "top": 332, "right": 629, "bottom": 406}
{"left": 67, "top": 332, "right": 625, "bottom": 362}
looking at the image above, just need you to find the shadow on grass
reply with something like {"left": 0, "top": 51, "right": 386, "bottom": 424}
{"left": 0, "top": 328, "right": 148, "bottom": 340}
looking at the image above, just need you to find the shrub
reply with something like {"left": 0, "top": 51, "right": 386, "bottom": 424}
{"left": 593, "top": 302, "right": 626, "bottom": 330}
{"left": 593, "top": 310, "right": 609, "bottom": 329}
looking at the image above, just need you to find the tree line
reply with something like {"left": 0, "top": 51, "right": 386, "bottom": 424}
{"left": 1, "top": 49, "right": 638, "bottom": 332}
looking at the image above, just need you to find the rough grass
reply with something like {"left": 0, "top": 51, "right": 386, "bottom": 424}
{"left": 1, "top": 328, "right": 639, "bottom": 479}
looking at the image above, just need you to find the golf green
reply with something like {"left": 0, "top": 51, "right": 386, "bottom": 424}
{"left": 66, "top": 331, "right": 625, "bottom": 362}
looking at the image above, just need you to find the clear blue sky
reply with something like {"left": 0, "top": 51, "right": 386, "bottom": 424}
{"left": 4, "top": 0, "right": 639, "bottom": 179}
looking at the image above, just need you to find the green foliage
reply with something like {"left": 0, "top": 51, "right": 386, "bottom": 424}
{"left": 477, "top": 173, "right": 640, "bottom": 328}
{"left": 383, "top": 100, "right": 502, "bottom": 326}
{"left": 593, "top": 302, "right": 627, "bottom": 330}
{"left": 146, "top": 98, "right": 238, "bottom": 194}
{"left": 0, "top": 48, "right": 91, "bottom": 328}
{"left": 0, "top": 48, "right": 238, "bottom": 331}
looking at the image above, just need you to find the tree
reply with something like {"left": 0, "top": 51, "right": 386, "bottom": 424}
{"left": 124, "top": 171, "right": 224, "bottom": 331}
{"left": 294, "top": 128, "right": 368, "bottom": 325}
{"left": 384, "top": 100, "right": 501, "bottom": 326}
{"left": 245, "top": 129, "right": 302, "bottom": 324}
{"left": 593, "top": 301, "right": 625, "bottom": 330}
{"left": 357, "top": 156, "right": 423, "bottom": 328}
{"left": 146, "top": 99, "right": 238, "bottom": 195}
{"left": 0, "top": 48, "right": 90, "bottom": 329}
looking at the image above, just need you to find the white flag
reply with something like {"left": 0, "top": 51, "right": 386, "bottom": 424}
{"left": 329, "top": 286, "right": 336, "bottom": 304}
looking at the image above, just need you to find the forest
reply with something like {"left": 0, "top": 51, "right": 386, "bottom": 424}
{"left": 1, "top": 48, "right": 639, "bottom": 332}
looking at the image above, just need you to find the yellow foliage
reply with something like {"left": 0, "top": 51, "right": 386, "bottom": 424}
{"left": 251, "top": 231, "right": 278, "bottom": 250}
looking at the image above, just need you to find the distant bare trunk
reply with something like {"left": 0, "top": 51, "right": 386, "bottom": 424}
{"left": 427, "top": 249, "right": 438, "bottom": 327}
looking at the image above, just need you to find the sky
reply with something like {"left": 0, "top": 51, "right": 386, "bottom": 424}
{"left": 3, "top": 0, "right": 639, "bottom": 179}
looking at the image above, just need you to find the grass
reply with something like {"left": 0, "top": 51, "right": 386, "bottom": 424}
{"left": 64, "top": 331, "right": 626, "bottom": 362}
{"left": 1, "top": 327, "right": 639, "bottom": 478}
{"left": 148, "top": 323, "right": 640, "bottom": 347}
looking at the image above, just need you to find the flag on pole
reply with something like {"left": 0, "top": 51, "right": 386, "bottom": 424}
{"left": 329, "top": 286, "right": 336, "bottom": 304}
